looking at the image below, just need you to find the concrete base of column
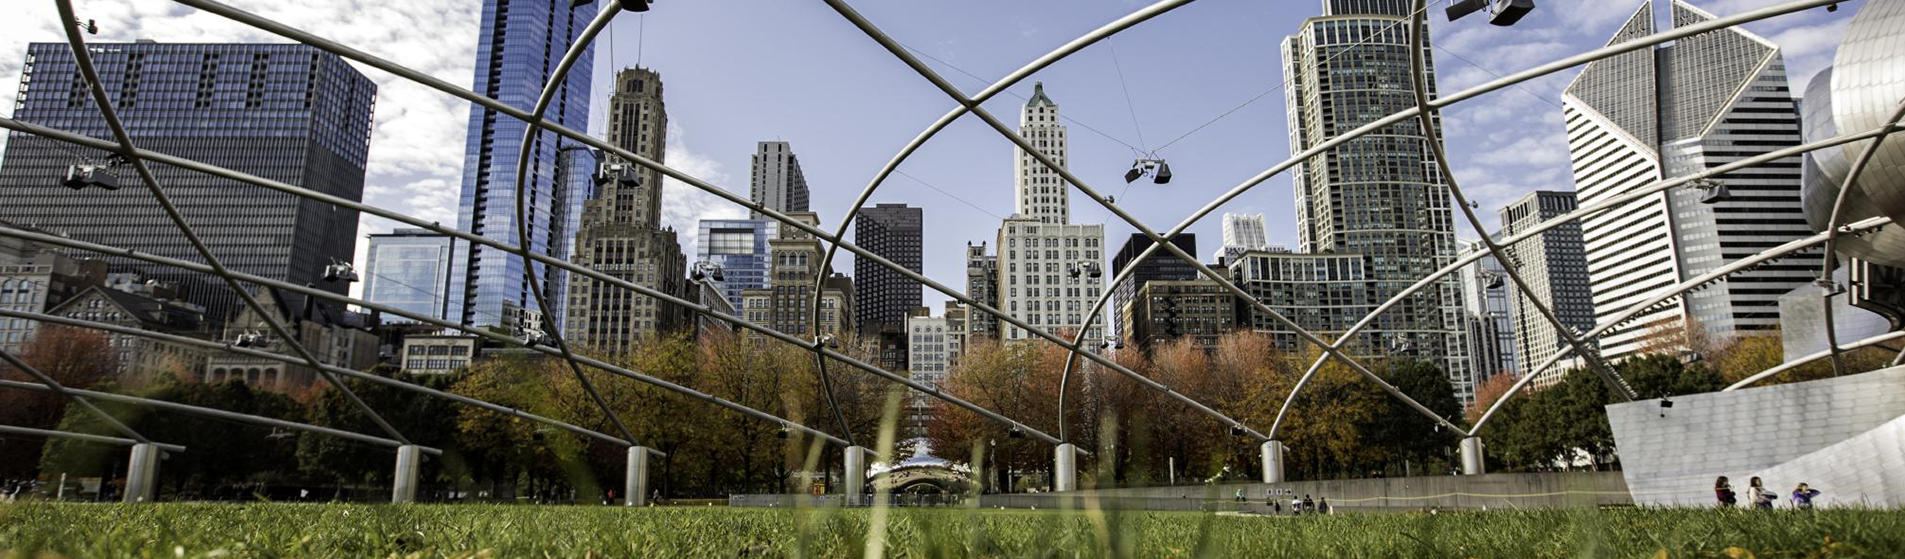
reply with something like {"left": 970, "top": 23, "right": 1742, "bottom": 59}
{"left": 1260, "top": 440, "right": 1285, "bottom": 483}
{"left": 1054, "top": 443, "right": 1078, "bottom": 492}
{"left": 123, "top": 443, "right": 159, "bottom": 503}
{"left": 1460, "top": 437, "right": 1486, "bottom": 476}
{"left": 392, "top": 445, "right": 422, "bottom": 504}
{"left": 625, "top": 446, "right": 651, "bottom": 506}
{"left": 844, "top": 446, "right": 868, "bottom": 506}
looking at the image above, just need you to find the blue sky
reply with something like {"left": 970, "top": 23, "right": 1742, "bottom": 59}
{"left": 0, "top": 0, "right": 1863, "bottom": 309}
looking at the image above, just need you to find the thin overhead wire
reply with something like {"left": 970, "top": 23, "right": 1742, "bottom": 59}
{"left": 895, "top": 169, "right": 1004, "bottom": 219}
{"left": 898, "top": 42, "right": 1147, "bottom": 154}
{"left": 1431, "top": 44, "right": 1566, "bottom": 111}
{"left": 1151, "top": 0, "right": 1448, "bottom": 153}
{"left": 1106, "top": 41, "right": 1149, "bottom": 154}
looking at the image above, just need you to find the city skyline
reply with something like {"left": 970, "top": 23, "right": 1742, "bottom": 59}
{"left": 0, "top": 1, "right": 1859, "bottom": 299}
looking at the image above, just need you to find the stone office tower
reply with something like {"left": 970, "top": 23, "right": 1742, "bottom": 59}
{"left": 564, "top": 67, "right": 689, "bottom": 350}
{"left": 1282, "top": 0, "right": 1472, "bottom": 397}
{"left": 751, "top": 141, "right": 810, "bottom": 220}
{"left": 1562, "top": 1, "right": 1818, "bottom": 360}
{"left": 0, "top": 42, "right": 375, "bottom": 323}
{"left": 995, "top": 83, "right": 1106, "bottom": 345}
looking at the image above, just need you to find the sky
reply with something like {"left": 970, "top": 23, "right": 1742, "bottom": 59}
{"left": 0, "top": 0, "right": 1864, "bottom": 312}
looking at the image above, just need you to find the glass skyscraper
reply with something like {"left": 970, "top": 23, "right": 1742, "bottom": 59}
{"left": 363, "top": 229, "right": 457, "bottom": 323}
{"left": 0, "top": 42, "right": 376, "bottom": 323}
{"left": 448, "top": 0, "right": 597, "bottom": 332}
{"left": 1282, "top": 1, "right": 1472, "bottom": 400}
{"left": 696, "top": 219, "right": 777, "bottom": 309}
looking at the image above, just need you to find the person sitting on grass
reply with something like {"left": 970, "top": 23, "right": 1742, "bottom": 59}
{"left": 1792, "top": 483, "right": 1821, "bottom": 510}
{"left": 1748, "top": 477, "right": 1775, "bottom": 510}
{"left": 1714, "top": 476, "right": 1737, "bottom": 508}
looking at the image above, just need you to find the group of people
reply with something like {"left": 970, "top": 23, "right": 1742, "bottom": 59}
{"left": 1715, "top": 476, "right": 1821, "bottom": 509}
{"left": 1235, "top": 489, "right": 1330, "bottom": 515}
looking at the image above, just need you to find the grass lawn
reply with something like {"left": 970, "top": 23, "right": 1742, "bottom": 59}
{"left": 3, "top": 502, "right": 1903, "bottom": 557}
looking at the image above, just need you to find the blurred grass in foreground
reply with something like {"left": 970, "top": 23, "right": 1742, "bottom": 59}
{"left": 2, "top": 502, "right": 1903, "bottom": 558}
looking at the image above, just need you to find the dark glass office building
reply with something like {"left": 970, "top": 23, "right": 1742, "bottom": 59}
{"left": 854, "top": 203, "right": 923, "bottom": 336}
{"left": 448, "top": 0, "right": 597, "bottom": 332}
{"left": 1109, "top": 233, "right": 1198, "bottom": 345}
{"left": 0, "top": 42, "right": 375, "bottom": 323}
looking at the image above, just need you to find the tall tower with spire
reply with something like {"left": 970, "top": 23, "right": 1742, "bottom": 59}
{"left": 992, "top": 82, "right": 1105, "bottom": 344}
{"left": 1014, "top": 82, "right": 1071, "bottom": 225}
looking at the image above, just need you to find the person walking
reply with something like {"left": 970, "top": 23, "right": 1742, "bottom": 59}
{"left": 1714, "top": 476, "right": 1737, "bottom": 508}
{"left": 1318, "top": 497, "right": 1331, "bottom": 515}
{"left": 1290, "top": 495, "right": 1303, "bottom": 515}
{"left": 1748, "top": 477, "right": 1775, "bottom": 510}
{"left": 1302, "top": 494, "right": 1315, "bottom": 513}
{"left": 1234, "top": 488, "right": 1245, "bottom": 502}
{"left": 1792, "top": 483, "right": 1821, "bottom": 509}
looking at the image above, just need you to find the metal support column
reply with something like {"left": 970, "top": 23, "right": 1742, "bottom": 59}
{"left": 844, "top": 445, "right": 868, "bottom": 506}
{"left": 123, "top": 443, "right": 159, "bottom": 503}
{"left": 625, "top": 446, "right": 652, "bottom": 506}
{"left": 392, "top": 444, "right": 422, "bottom": 503}
{"left": 1054, "top": 443, "right": 1078, "bottom": 492}
{"left": 1261, "top": 440, "right": 1285, "bottom": 484}
{"left": 1460, "top": 437, "right": 1486, "bottom": 476}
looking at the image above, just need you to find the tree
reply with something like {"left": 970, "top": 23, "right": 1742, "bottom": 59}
{"left": 298, "top": 366, "right": 460, "bottom": 491}
{"left": 1, "top": 324, "right": 118, "bottom": 480}
{"left": 1369, "top": 359, "right": 1462, "bottom": 474}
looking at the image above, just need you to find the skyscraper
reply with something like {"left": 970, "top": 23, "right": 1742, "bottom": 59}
{"left": 1498, "top": 191, "right": 1596, "bottom": 385}
{"left": 448, "top": 0, "right": 596, "bottom": 332}
{"left": 750, "top": 141, "right": 810, "bottom": 220}
{"left": 854, "top": 203, "right": 924, "bottom": 335}
{"left": 995, "top": 83, "right": 1106, "bottom": 344}
{"left": 363, "top": 229, "right": 457, "bottom": 323}
{"left": 855, "top": 203, "right": 923, "bottom": 371}
{"left": 1216, "top": 212, "right": 1271, "bottom": 262}
{"left": 0, "top": 42, "right": 376, "bottom": 323}
{"left": 1014, "top": 83, "right": 1071, "bottom": 225}
{"left": 1562, "top": 1, "right": 1819, "bottom": 360}
{"left": 1282, "top": 1, "right": 1470, "bottom": 391}
{"left": 563, "top": 67, "right": 689, "bottom": 350}
{"left": 696, "top": 218, "right": 778, "bottom": 308}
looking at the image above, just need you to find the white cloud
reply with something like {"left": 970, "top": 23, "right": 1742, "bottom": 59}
{"left": 658, "top": 120, "right": 746, "bottom": 256}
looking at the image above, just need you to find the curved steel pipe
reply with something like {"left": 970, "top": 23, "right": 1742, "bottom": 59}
{"left": 1815, "top": 100, "right": 1905, "bottom": 376}
{"left": 1404, "top": 0, "right": 1634, "bottom": 401}
{"left": 1263, "top": 119, "right": 1905, "bottom": 440}
{"left": 161, "top": 0, "right": 1072, "bottom": 444}
{"left": 505, "top": 0, "right": 641, "bottom": 446}
{"left": 0, "top": 348, "right": 151, "bottom": 444}
{"left": 1726, "top": 330, "right": 1905, "bottom": 392}
{"left": 53, "top": 0, "right": 411, "bottom": 446}
{"left": 0, "top": 118, "right": 1047, "bottom": 446}
{"left": 0, "top": 227, "right": 848, "bottom": 447}
{"left": 0, "top": 424, "right": 185, "bottom": 453}
{"left": 0, "top": 306, "right": 631, "bottom": 449}
{"left": 1058, "top": 0, "right": 1846, "bottom": 439}
{"left": 1470, "top": 216, "right": 1894, "bottom": 433}
{"left": 806, "top": 0, "right": 1197, "bottom": 444}
{"left": 0, "top": 379, "right": 427, "bottom": 453}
